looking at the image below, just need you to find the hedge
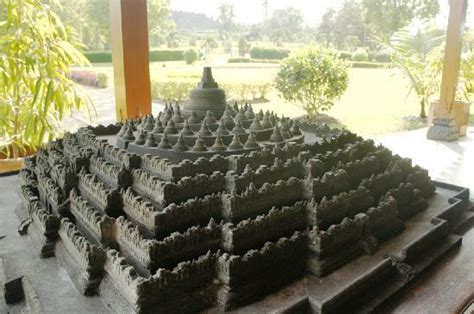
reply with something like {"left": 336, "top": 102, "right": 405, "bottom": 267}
{"left": 367, "top": 51, "right": 391, "bottom": 63}
{"left": 84, "top": 49, "right": 185, "bottom": 63}
{"left": 228, "top": 57, "right": 279, "bottom": 64}
{"left": 337, "top": 50, "right": 391, "bottom": 63}
{"left": 149, "top": 49, "right": 185, "bottom": 62}
{"left": 249, "top": 47, "right": 290, "bottom": 60}
{"left": 351, "top": 61, "right": 390, "bottom": 68}
{"left": 83, "top": 51, "right": 112, "bottom": 63}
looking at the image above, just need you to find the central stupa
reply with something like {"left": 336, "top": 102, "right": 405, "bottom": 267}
{"left": 181, "top": 67, "right": 227, "bottom": 119}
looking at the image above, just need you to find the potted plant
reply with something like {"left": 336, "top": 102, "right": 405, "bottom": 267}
{"left": 0, "top": 0, "right": 93, "bottom": 173}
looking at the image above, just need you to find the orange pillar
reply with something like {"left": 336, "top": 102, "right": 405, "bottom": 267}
{"left": 110, "top": 0, "right": 151, "bottom": 121}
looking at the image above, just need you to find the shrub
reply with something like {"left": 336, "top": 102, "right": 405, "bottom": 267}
{"left": 238, "top": 37, "right": 248, "bottom": 57}
{"left": 97, "top": 73, "right": 108, "bottom": 88}
{"left": 149, "top": 49, "right": 185, "bottom": 62}
{"left": 70, "top": 71, "right": 109, "bottom": 88}
{"left": 151, "top": 81, "right": 194, "bottom": 101}
{"left": 351, "top": 62, "right": 389, "bottom": 68}
{"left": 228, "top": 57, "right": 279, "bottom": 64}
{"left": 84, "top": 49, "right": 185, "bottom": 64}
{"left": 373, "top": 52, "right": 392, "bottom": 63}
{"left": 183, "top": 48, "right": 199, "bottom": 64}
{"left": 257, "top": 83, "right": 272, "bottom": 99}
{"left": 352, "top": 48, "right": 368, "bottom": 62}
{"left": 250, "top": 46, "right": 290, "bottom": 60}
{"left": 275, "top": 46, "right": 349, "bottom": 119}
{"left": 83, "top": 51, "right": 112, "bottom": 63}
{"left": 338, "top": 51, "right": 353, "bottom": 60}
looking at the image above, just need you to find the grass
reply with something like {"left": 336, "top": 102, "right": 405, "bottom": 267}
{"left": 75, "top": 61, "right": 427, "bottom": 138}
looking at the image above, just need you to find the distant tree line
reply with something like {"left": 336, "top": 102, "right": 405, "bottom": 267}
{"left": 51, "top": 0, "right": 175, "bottom": 51}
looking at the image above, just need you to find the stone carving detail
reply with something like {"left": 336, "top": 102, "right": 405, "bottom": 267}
{"left": 217, "top": 231, "right": 307, "bottom": 309}
{"left": 24, "top": 199, "right": 60, "bottom": 258}
{"left": 304, "top": 169, "right": 350, "bottom": 202}
{"left": 90, "top": 156, "right": 133, "bottom": 188}
{"left": 307, "top": 186, "right": 374, "bottom": 229}
{"left": 103, "top": 249, "right": 219, "bottom": 312}
{"left": 57, "top": 218, "right": 106, "bottom": 295}
{"left": 116, "top": 216, "right": 221, "bottom": 275}
{"left": 15, "top": 69, "right": 443, "bottom": 312}
{"left": 222, "top": 177, "right": 302, "bottom": 223}
{"left": 226, "top": 157, "right": 303, "bottom": 192}
{"left": 222, "top": 202, "right": 307, "bottom": 254}
{"left": 141, "top": 154, "right": 228, "bottom": 181}
{"left": 78, "top": 169, "right": 122, "bottom": 217}
{"left": 132, "top": 169, "right": 225, "bottom": 207}
{"left": 383, "top": 182, "right": 428, "bottom": 220}
{"left": 37, "top": 174, "right": 68, "bottom": 216}
{"left": 103, "top": 144, "right": 141, "bottom": 169}
{"left": 69, "top": 190, "right": 116, "bottom": 248}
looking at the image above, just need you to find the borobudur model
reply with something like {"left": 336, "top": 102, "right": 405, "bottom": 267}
{"left": 16, "top": 67, "right": 473, "bottom": 313}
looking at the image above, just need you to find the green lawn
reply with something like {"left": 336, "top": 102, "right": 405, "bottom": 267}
{"left": 76, "top": 61, "right": 424, "bottom": 137}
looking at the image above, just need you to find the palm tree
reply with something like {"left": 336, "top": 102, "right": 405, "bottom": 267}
{"left": 388, "top": 24, "right": 444, "bottom": 118}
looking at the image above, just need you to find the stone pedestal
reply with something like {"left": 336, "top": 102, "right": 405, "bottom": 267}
{"left": 427, "top": 117, "right": 459, "bottom": 141}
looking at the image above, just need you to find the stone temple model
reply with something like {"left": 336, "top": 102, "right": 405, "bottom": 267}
{"left": 16, "top": 67, "right": 473, "bottom": 313}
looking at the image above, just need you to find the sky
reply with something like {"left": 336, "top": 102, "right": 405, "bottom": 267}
{"left": 169, "top": 0, "right": 474, "bottom": 28}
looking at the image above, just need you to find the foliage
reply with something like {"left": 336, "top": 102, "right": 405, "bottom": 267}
{"left": 238, "top": 37, "right": 249, "bottom": 57}
{"left": 70, "top": 71, "right": 108, "bottom": 88}
{"left": 148, "top": 0, "right": 176, "bottom": 47}
{"left": 228, "top": 57, "right": 279, "bottom": 64}
{"left": 388, "top": 24, "right": 444, "bottom": 117}
{"left": 84, "top": 49, "right": 185, "bottom": 63}
{"left": 275, "top": 46, "right": 349, "bottom": 119}
{"left": 250, "top": 47, "right": 290, "bottom": 60}
{"left": 362, "top": 0, "right": 439, "bottom": 39}
{"left": 151, "top": 81, "right": 194, "bottom": 101}
{"left": 367, "top": 51, "right": 392, "bottom": 63}
{"left": 351, "top": 61, "right": 389, "bottom": 69}
{"left": 264, "top": 7, "right": 304, "bottom": 45}
{"left": 318, "top": 1, "right": 366, "bottom": 50}
{"left": 460, "top": 50, "right": 474, "bottom": 101}
{"left": 52, "top": 0, "right": 175, "bottom": 50}
{"left": 183, "top": 48, "right": 199, "bottom": 64}
{"left": 352, "top": 48, "right": 369, "bottom": 62}
{"left": 83, "top": 51, "right": 112, "bottom": 63}
{"left": 317, "top": 8, "right": 336, "bottom": 47}
{"left": 150, "top": 49, "right": 185, "bottom": 62}
{"left": 217, "top": 3, "right": 235, "bottom": 40}
{"left": 0, "top": 0, "right": 93, "bottom": 158}
{"left": 345, "top": 35, "right": 361, "bottom": 51}
{"left": 333, "top": 0, "right": 366, "bottom": 49}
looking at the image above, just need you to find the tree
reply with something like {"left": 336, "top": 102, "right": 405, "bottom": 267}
{"left": 333, "top": 0, "right": 366, "bottom": 49}
{"left": 362, "top": 0, "right": 439, "bottom": 39}
{"left": 388, "top": 24, "right": 445, "bottom": 118}
{"left": 275, "top": 47, "right": 349, "bottom": 120}
{"left": 217, "top": 3, "right": 236, "bottom": 40}
{"left": 148, "top": 0, "right": 176, "bottom": 47}
{"left": 317, "top": 8, "right": 336, "bottom": 47}
{"left": 238, "top": 37, "right": 249, "bottom": 57}
{"left": 183, "top": 48, "right": 199, "bottom": 64}
{"left": 0, "top": 0, "right": 93, "bottom": 158}
{"left": 202, "top": 36, "right": 218, "bottom": 55}
{"left": 84, "top": 0, "right": 110, "bottom": 50}
{"left": 265, "top": 7, "right": 304, "bottom": 45}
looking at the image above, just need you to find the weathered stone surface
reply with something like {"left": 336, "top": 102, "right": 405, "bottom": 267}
{"left": 14, "top": 68, "right": 458, "bottom": 313}
{"left": 56, "top": 218, "right": 106, "bottom": 295}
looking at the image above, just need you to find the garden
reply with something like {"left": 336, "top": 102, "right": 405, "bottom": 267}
{"left": 2, "top": 0, "right": 474, "bottom": 163}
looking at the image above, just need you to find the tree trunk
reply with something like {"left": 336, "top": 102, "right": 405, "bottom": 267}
{"left": 419, "top": 97, "right": 427, "bottom": 118}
